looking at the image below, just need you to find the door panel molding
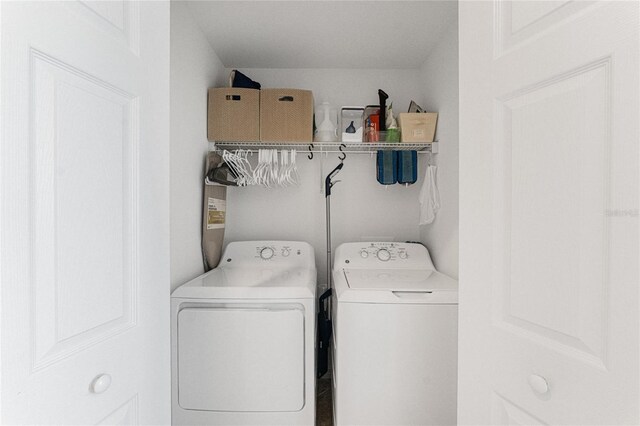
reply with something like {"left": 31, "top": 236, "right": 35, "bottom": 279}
{"left": 492, "top": 57, "right": 611, "bottom": 369}
{"left": 494, "top": 1, "right": 597, "bottom": 58}
{"left": 29, "top": 49, "right": 139, "bottom": 372}
{"left": 97, "top": 394, "right": 139, "bottom": 426}
{"left": 491, "top": 393, "right": 548, "bottom": 425}
{"left": 65, "top": 1, "right": 140, "bottom": 55}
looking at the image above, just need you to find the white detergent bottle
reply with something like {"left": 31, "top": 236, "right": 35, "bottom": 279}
{"left": 315, "top": 102, "right": 338, "bottom": 142}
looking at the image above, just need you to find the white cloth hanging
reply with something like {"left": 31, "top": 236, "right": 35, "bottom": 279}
{"left": 419, "top": 164, "right": 440, "bottom": 225}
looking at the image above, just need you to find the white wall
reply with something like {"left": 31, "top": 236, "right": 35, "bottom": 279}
{"left": 232, "top": 69, "right": 424, "bottom": 114}
{"left": 222, "top": 68, "right": 427, "bottom": 286}
{"left": 170, "top": 2, "right": 227, "bottom": 291}
{"left": 418, "top": 21, "right": 459, "bottom": 279}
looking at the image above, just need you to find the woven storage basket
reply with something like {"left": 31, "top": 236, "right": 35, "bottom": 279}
{"left": 398, "top": 112, "right": 438, "bottom": 143}
{"left": 208, "top": 88, "right": 260, "bottom": 141}
{"left": 260, "top": 89, "right": 313, "bottom": 142}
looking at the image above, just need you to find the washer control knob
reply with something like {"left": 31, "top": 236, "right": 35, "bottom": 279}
{"left": 260, "top": 247, "right": 274, "bottom": 260}
{"left": 360, "top": 250, "right": 369, "bottom": 259}
{"left": 399, "top": 251, "right": 408, "bottom": 259}
{"left": 377, "top": 249, "right": 391, "bottom": 262}
{"left": 281, "top": 248, "right": 290, "bottom": 257}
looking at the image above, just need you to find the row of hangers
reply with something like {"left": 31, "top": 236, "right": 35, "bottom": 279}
{"left": 207, "top": 149, "right": 303, "bottom": 187}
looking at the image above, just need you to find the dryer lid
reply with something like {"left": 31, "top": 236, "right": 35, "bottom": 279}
{"left": 171, "top": 267, "right": 316, "bottom": 300}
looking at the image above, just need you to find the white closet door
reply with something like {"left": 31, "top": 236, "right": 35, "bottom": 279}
{"left": 459, "top": 1, "right": 638, "bottom": 424}
{"left": 1, "top": 2, "right": 170, "bottom": 424}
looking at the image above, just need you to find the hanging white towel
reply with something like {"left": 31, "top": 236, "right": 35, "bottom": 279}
{"left": 419, "top": 165, "right": 440, "bottom": 225}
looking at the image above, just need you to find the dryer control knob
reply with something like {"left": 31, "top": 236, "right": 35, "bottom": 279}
{"left": 260, "top": 247, "right": 275, "bottom": 260}
{"left": 360, "top": 250, "right": 369, "bottom": 258}
{"left": 281, "top": 248, "right": 290, "bottom": 257}
{"left": 399, "top": 251, "right": 408, "bottom": 259}
{"left": 377, "top": 249, "right": 391, "bottom": 261}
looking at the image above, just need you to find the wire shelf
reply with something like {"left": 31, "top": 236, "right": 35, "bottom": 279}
{"left": 210, "top": 141, "right": 437, "bottom": 154}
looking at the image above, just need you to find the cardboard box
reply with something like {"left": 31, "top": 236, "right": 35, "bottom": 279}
{"left": 208, "top": 88, "right": 260, "bottom": 141}
{"left": 398, "top": 112, "right": 438, "bottom": 142}
{"left": 260, "top": 89, "right": 313, "bottom": 142}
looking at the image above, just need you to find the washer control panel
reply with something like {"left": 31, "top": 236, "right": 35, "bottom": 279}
{"left": 356, "top": 243, "right": 409, "bottom": 262}
{"left": 336, "top": 242, "right": 434, "bottom": 270}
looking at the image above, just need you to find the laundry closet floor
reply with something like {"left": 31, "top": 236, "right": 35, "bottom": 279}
{"left": 316, "top": 377, "right": 333, "bottom": 426}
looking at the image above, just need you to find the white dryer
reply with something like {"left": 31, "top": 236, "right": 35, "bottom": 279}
{"left": 171, "top": 241, "right": 316, "bottom": 426}
{"left": 331, "top": 242, "right": 458, "bottom": 426}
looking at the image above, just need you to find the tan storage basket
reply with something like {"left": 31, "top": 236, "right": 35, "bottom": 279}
{"left": 260, "top": 89, "right": 313, "bottom": 142}
{"left": 208, "top": 88, "right": 260, "bottom": 141}
{"left": 398, "top": 112, "right": 438, "bottom": 143}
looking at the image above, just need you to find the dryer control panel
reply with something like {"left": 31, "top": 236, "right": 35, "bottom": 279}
{"left": 334, "top": 242, "right": 435, "bottom": 270}
{"left": 221, "top": 241, "right": 315, "bottom": 269}
{"left": 254, "top": 244, "right": 299, "bottom": 261}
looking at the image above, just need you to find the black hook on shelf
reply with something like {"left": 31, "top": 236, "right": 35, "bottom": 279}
{"left": 308, "top": 143, "right": 314, "bottom": 160}
{"left": 338, "top": 143, "right": 347, "bottom": 162}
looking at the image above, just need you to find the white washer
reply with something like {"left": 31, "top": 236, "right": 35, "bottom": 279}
{"left": 171, "top": 241, "right": 316, "bottom": 426}
{"left": 331, "top": 242, "right": 458, "bottom": 426}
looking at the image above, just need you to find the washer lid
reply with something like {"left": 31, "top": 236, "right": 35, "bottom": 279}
{"left": 337, "top": 268, "right": 457, "bottom": 304}
{"left": 345, "top": 269, "right": 440, "bottom": 291}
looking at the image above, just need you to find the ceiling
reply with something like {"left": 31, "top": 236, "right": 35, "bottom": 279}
{"left": 185, "top": 1, "right": 458, "bottom": 70}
